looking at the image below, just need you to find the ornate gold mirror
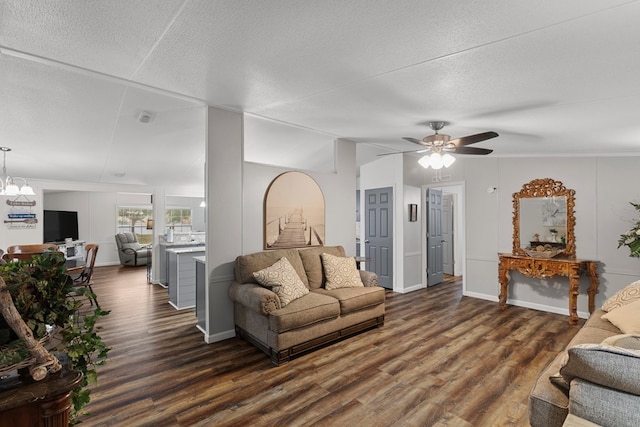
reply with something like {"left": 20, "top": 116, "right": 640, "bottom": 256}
{"left": 512, "top": 178, "right": 576, "bottom": 258}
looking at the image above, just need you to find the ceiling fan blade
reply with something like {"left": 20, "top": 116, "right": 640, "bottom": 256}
{"left": 378, "top": 148, "right": 429, "bottom": 156}
{"left": 402, "top": 137, "right": 427, "bottom": 146}
{"left": 450, "top": 131, "right": 499, "bottom": 147}
{"left": 452, "top": 146, "right": 493, "bottom": 155}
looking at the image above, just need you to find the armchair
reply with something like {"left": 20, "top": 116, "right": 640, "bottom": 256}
{"left": 114, "top": 233, "right": 150, "bottom": 266}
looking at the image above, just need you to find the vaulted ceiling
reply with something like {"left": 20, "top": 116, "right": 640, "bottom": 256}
{"left": 1, "top": 1, "right": 639, "bottom": 192}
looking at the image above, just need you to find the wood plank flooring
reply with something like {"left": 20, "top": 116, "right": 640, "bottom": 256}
{"left": 80, "top": 267, "right": 583, "bottom": 426}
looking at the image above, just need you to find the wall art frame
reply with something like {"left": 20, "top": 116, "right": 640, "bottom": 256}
{"left": 264, "top": 171, "right": 325, "bottom": 249}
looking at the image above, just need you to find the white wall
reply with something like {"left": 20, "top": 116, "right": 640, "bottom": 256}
{"left": 44, "top": 191, "right": 117, "bottom": 266}
{"left": 360, "top": 154, "right": 468, "bottom": 293}
{"left": 362, "top": 152, "right": 640, "bottom": 319}
{"left": 243, "top": 139, "right": 357, "bottom": 255}
{"left": 359, "top": 154, "right": 407, "bottom": 291}
{"left": 463, "top": 155, "right": 640, "bottom": 318}
{"left": 403, "top": 184, "right": 422, "bottom": 291}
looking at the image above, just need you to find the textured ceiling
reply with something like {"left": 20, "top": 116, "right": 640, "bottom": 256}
{"left": 1, "top": 0, "right": 639, "bottom": 193}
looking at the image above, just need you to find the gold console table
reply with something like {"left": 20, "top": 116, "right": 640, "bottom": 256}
{"left": 498, "top": 253, "right": 599, "bottom": 325}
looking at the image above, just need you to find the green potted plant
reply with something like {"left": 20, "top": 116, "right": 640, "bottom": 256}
{"left": 618, "top": 202, "right": 640, "bottom": 258}
{"left": 0, "top": 251, "right": 110, "bottom": 422}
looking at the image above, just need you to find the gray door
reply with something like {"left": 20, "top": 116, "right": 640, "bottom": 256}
{"left": 365, "top": 187, "right": 393, "bottom": 289}
{"left": 442, "top": 193, "right": 454, "bottom": 275}
{"left": 427, "top": 188, "right": 444, "bottom": 286}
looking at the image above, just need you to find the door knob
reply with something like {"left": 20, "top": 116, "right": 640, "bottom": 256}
{"left": 364, "top": 240, "right": 370, "bottom": 243}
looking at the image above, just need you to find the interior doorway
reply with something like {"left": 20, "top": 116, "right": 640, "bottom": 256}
{"left": 422, "top": 183, "right": 464, "bottom": 287}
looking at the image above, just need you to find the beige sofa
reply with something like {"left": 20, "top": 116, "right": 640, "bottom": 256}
{"left": 529, "top": 307, "right": 640, "bottom": 427}
{"left": 229, "top": 245, "right": 385, "bottom": 365}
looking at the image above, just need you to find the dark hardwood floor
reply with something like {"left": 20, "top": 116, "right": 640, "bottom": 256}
{"left": 80, "top": 267, "right": 583, "bottom": 426}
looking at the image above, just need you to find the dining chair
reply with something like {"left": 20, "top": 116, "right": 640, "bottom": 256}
{"left": 72, "top": 243, "right": 100, "bottom": 307}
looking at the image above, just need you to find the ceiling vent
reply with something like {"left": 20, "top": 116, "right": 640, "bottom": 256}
{"left": 137, "top": 111, "right": 155, "bottom": 123}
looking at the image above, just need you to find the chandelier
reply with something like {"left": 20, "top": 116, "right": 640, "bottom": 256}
{"left": 0, "top": 147, "right": 35, "bottom": 196}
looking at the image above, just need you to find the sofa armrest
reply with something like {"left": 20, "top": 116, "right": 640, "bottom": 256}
{"left": 359, "top": 270, "right": 379, "bottom": 287}
{"left": 229, "top": 281, "right": 281, "bottom": 315}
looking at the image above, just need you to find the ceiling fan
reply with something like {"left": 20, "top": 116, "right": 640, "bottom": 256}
{"left": 381, "top": 121, "right": 499, "bottom": 169}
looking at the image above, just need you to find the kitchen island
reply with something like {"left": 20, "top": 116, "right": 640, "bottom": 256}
{"left": 167, "top": 246, "right": 205, "bottom": 310}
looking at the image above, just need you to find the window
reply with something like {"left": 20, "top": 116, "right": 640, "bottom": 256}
{"left": 166, "top": 208, "right": 192, "bottom": 233}
{"left": 117, "top": 206, "right": 193, "bottom": 240}
{"left": 117, "top": 207, "right": 153, "bottom": 237}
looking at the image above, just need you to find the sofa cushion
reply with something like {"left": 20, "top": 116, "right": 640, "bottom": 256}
{"left": 298, "top": 245, "right": 345, "bottom": 289}
{"left": 269, "top": 292, "right": 340, "bottom": 333}
{"left": 602, "top": 299, "right": 640, "bottom": 334}
{"left": 560, "top": 342, "right": 640, "bottom": 396}
{"left": 313, "top": 286, "right": 385, "bottom": 315}
{"left": 253, "top": 257, "right": 309, "bottom": 307}
{"left": 569, "top": 378, "right": 640, "bottom": 427}
{"left": 235, "top": 249, "right": 309, "bottom": 287}
{"left": 321, "top": 253, "right": 364, "bottom": 290}
{"left": 602, "top": 280, "right": 640, "bottom": 312}
{"left": 121, "top": 242, "right": 142, "bottom": 251}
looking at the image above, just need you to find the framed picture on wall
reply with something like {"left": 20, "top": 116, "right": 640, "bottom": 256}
{"left": 409, "top": 204, "right": 418, "bottom": 222}
{"left": 264, "top": 171, "right": 325, "bottom": 249}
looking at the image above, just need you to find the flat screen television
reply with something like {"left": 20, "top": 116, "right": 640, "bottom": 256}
{"left": 43, "top": 210, "right": 79, "bottom": 243}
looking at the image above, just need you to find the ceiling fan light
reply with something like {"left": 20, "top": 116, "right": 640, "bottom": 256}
{"left": 430, "top": 152, "right": 444, "bottom": 170}
{"left": 19, "top": 184, "right": 35, "bottom": 195}
{"left": 442, "top": 153, "right": 456, "bottom": 168}
{"left": 418, "top": 155, "right": 431, "bottom": 169}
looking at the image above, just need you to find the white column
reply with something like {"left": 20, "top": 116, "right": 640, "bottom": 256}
{"left": 204, "top": 107, "right": 243, "bottom": 342}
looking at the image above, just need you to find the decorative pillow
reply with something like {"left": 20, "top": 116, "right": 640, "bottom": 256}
{"left": 559, "top": 342, "right": 640, "bottom": 396}
{"left": 602, "top": 298, "right": 640, "bottom": 334}
{"left": 252, "top": 257, "right": 309, "bottom": 307}
{"left": 602, "top": 280, "right": 640, "bottom": 312}
{"left": 321, "top": 253, "right": 364, "bottom": 290}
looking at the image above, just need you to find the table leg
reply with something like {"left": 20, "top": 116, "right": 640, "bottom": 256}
{"left": 586, "top": 261, "right": 599, "bottom": 314}
{"left": 568, "top": 265, "right": 580, "bottom": 325}
{"left": 498, "top": 262, "right": 509, "bottom": 310}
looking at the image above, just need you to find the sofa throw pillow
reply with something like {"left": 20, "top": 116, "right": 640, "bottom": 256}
{"left": 602, "top": 280, "right": 640, "bottom": 312}
{"left": 559, "top": 342, "right": 640, "bottom": 396}
{"left": 602, "top": 298, "right": 640, "bottom": 334}
{"left": 321, "top": 253, "right": 364, "bottom": 290}
{"left": 253, "top": 257, "right": 309, "bottom": 307}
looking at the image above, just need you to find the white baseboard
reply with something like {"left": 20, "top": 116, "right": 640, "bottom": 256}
{"left": 167, "top": 301, "right": 195, "bottom": 311}
{"left": 396, "top": 283, "right": 426, "bottom": 293}
{"left": 204, "top": 329, "right": 236, "bottom": 344}
{"left": 463, "top": 291, "right": 590, "bottom": 319}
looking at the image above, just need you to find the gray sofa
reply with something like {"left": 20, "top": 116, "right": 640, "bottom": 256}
{"left": 114, "top": 232, "right": 150, "bottom": 266}
{"left": 229, "top": 245, "right": 385, "bottom": 365}
{"left": 529, "top": 309, "right": 640, "bottom": 427}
